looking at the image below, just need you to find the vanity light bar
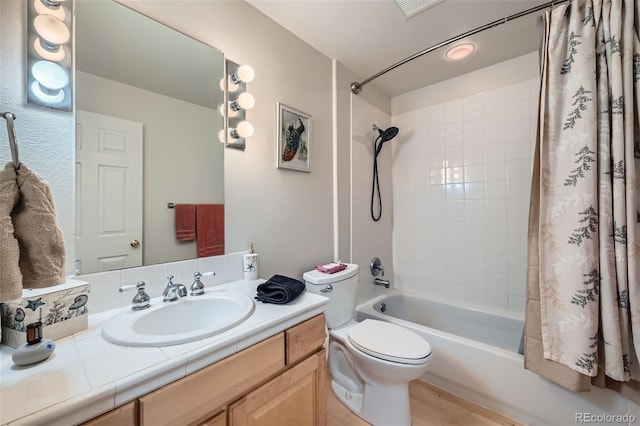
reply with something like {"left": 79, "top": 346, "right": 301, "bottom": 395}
{"left": 27, "top": 0, "right": 74, "bottom": 111}
{"left": 224, "top": 61, "right": 254, "bottom": 150}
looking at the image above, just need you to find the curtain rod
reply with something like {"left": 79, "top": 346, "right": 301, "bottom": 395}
{"left": 350, "top": 0, "right": 569, "bottom": 95}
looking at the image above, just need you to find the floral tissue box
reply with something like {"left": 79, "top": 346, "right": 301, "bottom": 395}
{"left": 1, "top": 279, "right": 90, "bottom": 348}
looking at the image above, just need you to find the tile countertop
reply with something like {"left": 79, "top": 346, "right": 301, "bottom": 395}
{"left": 0, "top": 280, "right": 328, "bottom": 426}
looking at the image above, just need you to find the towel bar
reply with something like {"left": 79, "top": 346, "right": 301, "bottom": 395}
{"left": 2, "top": 112, "right": 19, "bottom": 169}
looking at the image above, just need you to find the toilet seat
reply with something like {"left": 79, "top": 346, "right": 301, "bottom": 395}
{"left": 347, "top": 319, "right": 432, "bottom": 365}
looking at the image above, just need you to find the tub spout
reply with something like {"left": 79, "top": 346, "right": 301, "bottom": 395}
{"left": 374, "top": 278, "right": 390, "bottom": 288}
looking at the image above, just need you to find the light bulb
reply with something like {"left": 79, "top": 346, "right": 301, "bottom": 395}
{"left": 229, "top": 92, "right": 255, "bottom": 111}
{"left": 34, "top": 14, "right": 70, "bottom": 47}
{"left": 34, "top": 0, "right": 66, "bottom": 20}
{"left": 219, "top": 77, "right": 238, "bottom": 93}
{"left": 219, "top": 103, "right": 238, "bottom": 118}
{"left": 237, "top": 92, "right": 255, "bottom": 110}
{"left": 34, "top": 37, "right": 66, "bottom": 62}
{"left": 30, "top": 80, "right": 65, "bottom": 103}
{"left": 218, "top": 129, "right": 227, "bottom": 143}
{"left": 237, "top": 65, "right": 255, "bottom": 83}
{"left": 32, "top": 60, "right": 69, "bottom": 90}
{"left": 226, "top": 76, "right": 239, "bottom": 93}
{"left": 230, "top": 65, "right": 254, "bottom": 84}
{"left": 230, "top": 121, "right": 254, "bottom": 139}
{"left": 237, "top": 121, "right": 254, "bottom": 138}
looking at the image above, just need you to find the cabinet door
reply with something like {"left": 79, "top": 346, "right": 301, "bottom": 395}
{"left": 285, "top": 314, "right": 326, "bottom": 365}
{"left": 199, "top": 410, "right": 226, "bottom": 426}
{"left": 139, "top": 334, "right": 284, "bottom": 426}
{"left": 229, "top": 349, "right": 326, "bottom": 426}
{"left": 82, "top": 401, "right": 137, "bottom": 426}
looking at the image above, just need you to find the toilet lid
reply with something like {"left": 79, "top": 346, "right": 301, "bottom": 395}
{"left": 347, "top": 319, "right": 432, "bottom": 365}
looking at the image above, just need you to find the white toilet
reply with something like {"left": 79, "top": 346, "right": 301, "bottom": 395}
{"left": 304, "top": 264, "right": 432, "bottom": 426}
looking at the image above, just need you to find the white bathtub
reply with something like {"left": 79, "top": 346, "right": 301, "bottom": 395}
{"left": 357, "top": 292, "right": 635, "bottom": 426}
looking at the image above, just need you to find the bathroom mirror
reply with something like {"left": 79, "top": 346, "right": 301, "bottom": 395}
{"left": 75, "top": 0, "right": 225, "bottom": 274}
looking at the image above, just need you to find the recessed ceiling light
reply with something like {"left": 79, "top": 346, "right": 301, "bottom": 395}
{"left": 446, "top": 43, "right": 475, "bottom": 60}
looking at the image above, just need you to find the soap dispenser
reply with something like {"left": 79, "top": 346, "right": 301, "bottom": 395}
{"left": 243, "top": 243, "right": 259, "bottom": 280}
{"left": 12, "top": 322, "right": 55, "bottom": 366}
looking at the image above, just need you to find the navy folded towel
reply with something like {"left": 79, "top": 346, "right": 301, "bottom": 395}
{"left": 255, "top": 275, "right": 306, "bottom": 304}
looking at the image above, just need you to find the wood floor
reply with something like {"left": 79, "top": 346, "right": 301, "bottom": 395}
{"left": 326, "top": 377, "right": 525, "bottom": 426}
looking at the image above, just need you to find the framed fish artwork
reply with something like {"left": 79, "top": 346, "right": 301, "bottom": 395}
{"left": 277, "top": 103, "right": 311, "bottom": 172}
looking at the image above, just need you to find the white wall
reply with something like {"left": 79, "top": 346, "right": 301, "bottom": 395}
{"left": 351, "top": 96, "right": 394, "bottom": 305}
{"left": 0, "top": 0, "right": 75, "bottom": 277}
{"left": 76, "top": 71, "right": 224, "bottom": 266}
{"left": 392, "top": 52, "right": 540, "bottom": 115}
{"left": 391, "top": 53, "right": 539, "bottom": 318}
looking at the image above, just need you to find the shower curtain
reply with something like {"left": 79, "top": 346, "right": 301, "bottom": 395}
{"left": 525, "top": 0, "right": 640, "bottom": 401}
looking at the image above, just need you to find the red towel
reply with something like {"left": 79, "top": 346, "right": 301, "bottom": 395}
{"left": 175, "top": 204, "right": 196, "bottom": 242}
{"left": 196, "top": 204, "right": 224, "bottom": 257}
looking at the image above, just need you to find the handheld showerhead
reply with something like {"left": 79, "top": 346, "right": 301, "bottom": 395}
{"left": 373, "top": 125, "right": 399, "bottom": 157}
{"left": 380, "top": 126, "right": 399, "bottom": 142}
{"left": 370, "top": 125, "right": 400, "bottom": 222}
{"left": 373, "top": 124, "right": 399, "bottom": 142}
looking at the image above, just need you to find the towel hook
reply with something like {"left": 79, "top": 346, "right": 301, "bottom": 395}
{"left": 2, "top": 112, "right": 20, "bottom": 170}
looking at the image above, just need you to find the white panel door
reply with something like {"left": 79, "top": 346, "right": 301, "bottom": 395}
{"left": 75, "top": 110, "right": 143, "bottom": 274}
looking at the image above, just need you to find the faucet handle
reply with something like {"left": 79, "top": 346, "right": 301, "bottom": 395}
{"left": 119, "top": 281, "right": 147, "bottom": 293}
{"left": 119, "top": 281, "right": 151, "bottom": 311}
{"left": 119, "top": 284, "right": 136, "bottom": 293}
{"left": 190, "top": 272, "right": 205, "bottom": 296}
{"left": 166, "top": 275, "right": 175, "bottom": 284}
{"left": 370, "top": 257, "right": 385, "bottom": 277}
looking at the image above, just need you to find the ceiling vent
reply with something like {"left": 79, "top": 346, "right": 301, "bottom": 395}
{"left": 394, "top": 0, "right": 446, "bottom": 18}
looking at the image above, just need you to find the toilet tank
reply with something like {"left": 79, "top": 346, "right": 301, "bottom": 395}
{"left": 303, "top": 264, "right": 359, "bottom": 329}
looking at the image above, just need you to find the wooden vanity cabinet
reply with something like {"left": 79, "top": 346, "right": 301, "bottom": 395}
{"left": 139, "top": 333, "right": 285, "bottom": 426}
{"left": 228, "top": 350, "right": 326, "bottom": 426}
{"left": 82, "top": 314, "right": 326, "bottom": 426}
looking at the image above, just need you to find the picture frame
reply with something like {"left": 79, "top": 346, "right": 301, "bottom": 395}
{"left": 277, "top": 103, "right": 311, "bottom": 172}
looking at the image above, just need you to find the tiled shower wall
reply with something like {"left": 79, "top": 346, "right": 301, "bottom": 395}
{"left": 351, "top": 95, "right": 394, "bottom": 306}
{"left": 392, "top": 77, "right": 539, "bottom": 318}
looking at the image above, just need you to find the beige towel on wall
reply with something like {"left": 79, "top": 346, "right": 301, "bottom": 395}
{"left": 13, "top": 164, "right": 66, "bottom": 288}
{"left": 0, "top": 163, "right": 21, "bottom": 302}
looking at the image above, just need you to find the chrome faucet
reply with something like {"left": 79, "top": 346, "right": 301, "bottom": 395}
{"left": 119, "top": 281, "right": 151, "bottom": 311}
{"left": 190, "top": 272, "right": 205, "bottom": 296}
{"left": 370, "top": 257, "right": 385, "bottom": 276}
{"left": 163, "top": 275, "right": 188, "bottom": 302}
{"left": 373, "top": 277, "right": 391, "bottom": 289}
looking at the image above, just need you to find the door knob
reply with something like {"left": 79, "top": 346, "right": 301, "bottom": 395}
{"left": 130, "top": 239, "right": 141, "bottom": 248}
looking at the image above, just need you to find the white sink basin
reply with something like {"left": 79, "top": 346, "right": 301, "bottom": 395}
{"left": 102, "top": 290, "right": 255, "bottom": 347}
